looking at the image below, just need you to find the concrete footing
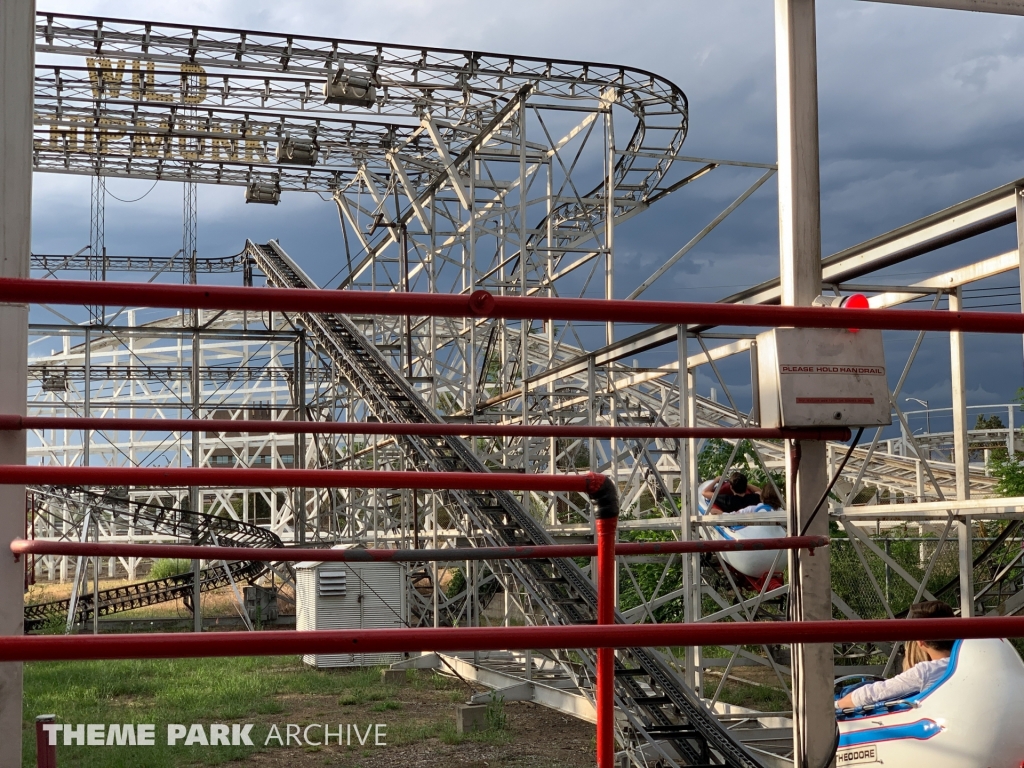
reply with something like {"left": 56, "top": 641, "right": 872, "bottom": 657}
{"left": 455, "top": 703, "right": 488, "bottom": 733}
{"left": 380, "top": 669, "right": 406, "bottom": 685}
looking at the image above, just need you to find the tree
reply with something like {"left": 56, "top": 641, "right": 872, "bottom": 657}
{"left": 975, "top": 414, "right": 1005, "bottom": 430}
{"left": 697, "top": 437, "right": 784, "bottom": 495}
{"left": 990, "top": 451, "right": 1024, "bottom": 497}
{"left": 987, "top": 389, "right": 1024, "bottom": 496}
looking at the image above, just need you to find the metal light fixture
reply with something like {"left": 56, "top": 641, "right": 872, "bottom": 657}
{"left": 323, "top": 68, "right": 376, "bottom": 107}
{"left": 244, "top": 182, "right": 281, "bottom": 205}
{"left": 275, "top": 135, "right": 318, "bottom": 166}
{"left": 906, "top": 397, "right": 931, "bottom": 434}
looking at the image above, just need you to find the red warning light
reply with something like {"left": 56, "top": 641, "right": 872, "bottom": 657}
{"left": 842, "top": 293, "right": 869, "bottom": 332}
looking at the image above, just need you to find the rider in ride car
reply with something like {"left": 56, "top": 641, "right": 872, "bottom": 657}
{"left": 703, "top": 471, "right": 761, "bottom": 514}
{"left": 835, "top": 601, "right": 956, "bottom": 710}
{"left": 757, "top": 485, "right": 782, "bottom": 511}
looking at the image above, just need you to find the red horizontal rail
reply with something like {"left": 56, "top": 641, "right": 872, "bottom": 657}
{"left": 0, "top": 465, "right": 606, "bottom": 493}
{"left": 2, "top": 277, "right": 1024, "bottom": 334}
{"left": 0, "top": 415, "right": 852, "bottom": 443}
{"left": 9, "top": 536, "right": 828, "bottom": 564}
{"left": 3, "top": 617, "right": 1023, "bottom": 662}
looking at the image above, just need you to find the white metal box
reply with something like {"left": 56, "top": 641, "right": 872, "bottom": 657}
{"left": 296, "top": 548, "right": 407, "bottom": 668}
{"left": 756, "top": 328, "right": 891, "bottom": 428}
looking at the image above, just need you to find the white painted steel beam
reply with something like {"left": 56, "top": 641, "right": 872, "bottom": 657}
{"left": 439, "top": 652, "right": 596, "bottom": 723}
{"left": 859, "top": 0, "right": 1024, "bottom": 13}
{"left": 949, "top": 288, "right": 975, "bottom": 616}
{"left": 524, "top": 182, "right": 1021, "bottom": 393}
{"left": 865, "top": 250, "right": 1019, "bottom": 306}
{"left": 1017, "top": 187, "right": 1024, "bottom": 361}
{"left": 626, "top": 170, "right": 775, "bottom": 300}
{"left": 0, "top": 0, "right": 33, "bottom": 756}
{"left": 775, "top": 2, "right": 835, "bottom": 765}
{"left": 469, "top": 682, "right": 536, "bottom": 704}
{"left": 865, "top": 497, "right": 1024, "bottom": 514}
{"left": 718, "top": 179, "right": 1019, "bottom": 308}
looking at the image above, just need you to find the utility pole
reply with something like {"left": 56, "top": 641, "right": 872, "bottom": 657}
{"left": 775, "top": 1, "right": 835, "bottom": 766}
{"left": 0, "top": 0, "right": 34, "bottom": 758}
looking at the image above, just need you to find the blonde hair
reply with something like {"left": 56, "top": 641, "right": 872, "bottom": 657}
{"left": 902, "top": 639, "right": 929, "bottom": 672}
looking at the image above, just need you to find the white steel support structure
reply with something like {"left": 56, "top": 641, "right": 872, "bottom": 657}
{"left": 16, "top": 8, "right": 1024, "bottom": 765}
{"left": 0, "top": 0, "right": 34, "bottom": 755}
{"left": 949, "top": 287, "right": 974, "bottom": 616}
{"left": 775, "top": 1, "right": 834, "bottom": 767}
{"left": 1017, "top": 185, "right": 1024, "bottom": 361}
{"left": 861, "top": 0, "right": 1024, "bottom": 12}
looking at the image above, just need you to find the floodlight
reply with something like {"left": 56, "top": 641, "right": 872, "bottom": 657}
{"left": 275, "top": 135, "right": 319, "bottom": 166}
{"left": 244, "top": 182, "right": 281, "bottom": 205}
{"left": 323, "top": 69, "right": 376, "bottom": 107}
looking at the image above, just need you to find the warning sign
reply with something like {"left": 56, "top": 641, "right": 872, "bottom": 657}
{"left": 795, "top": 397, "right": 875, "bottom": 405}
{"left": 756, "top": 328, "right": 892, "bottom": 429}
{"left": 780, "top": 365, "right": 885, "bottom": 376}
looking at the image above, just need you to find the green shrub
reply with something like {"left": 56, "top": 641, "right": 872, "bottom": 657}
{"left": 485, "top": 695, "right": 507, "bottom": 731}
{"left": 148, "top": 558, "right": 192, "bottom": 581}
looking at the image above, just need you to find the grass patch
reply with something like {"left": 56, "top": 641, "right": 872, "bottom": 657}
{"left": 22, "top": 656, "right": 444, "bottom": 767}
{"left": 711, "top": 676, "right": 790, "bottom": 712}
{"left": 148, "top": 559, "right": 193, "bottom": 581}
{"left": 23, "top": 657, "right": 481, "bottom": 767}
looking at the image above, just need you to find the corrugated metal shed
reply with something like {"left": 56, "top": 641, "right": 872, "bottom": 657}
{"left": 295, "top": 544, "right": 407, "bottom": 668}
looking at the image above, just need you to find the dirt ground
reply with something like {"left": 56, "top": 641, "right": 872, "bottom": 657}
{"left": 218, "top": 670, "right": 594, "bottom": 768}
{"left": 246, "top": 701, "right": 594, "bottom": 768}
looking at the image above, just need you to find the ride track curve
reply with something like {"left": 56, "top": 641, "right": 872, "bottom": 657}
{"left": 24, "top": 486, "right": 283, "bottom": 632}
{"left": 32, "top": 11, "right": 689, "bottom": 205}
{"left": 24, "top": 14, "right": 775, "bottom": 766}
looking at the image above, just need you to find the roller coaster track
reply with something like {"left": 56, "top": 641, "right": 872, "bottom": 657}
{"left": 24, "top": 487, "right": 282, "bottom": 632}
{"left": 246, "top": 239, "right": 765, "bottom": 768}
{"left": 31, "top": 252, "right": 242, "bottom": 275}
{"left": 33, "top": 12, "right": 687, "bottom": 202}
{"left": 933, "top": 519, "right": 1024, "bottom": 617}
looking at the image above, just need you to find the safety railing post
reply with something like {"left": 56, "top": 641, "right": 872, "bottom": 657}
{"left": 36, "top": 714, "right": 57, "bottom": 768}
{"left": 590, "top": 476, "right": 619, "bottom": 768}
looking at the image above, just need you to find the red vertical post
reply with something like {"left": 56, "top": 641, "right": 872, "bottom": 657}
{"left": 36, "top": 714, "right": 57, "bottom": 768}
{"left": 594, "top": 486, "right": 619, "bottom": 768}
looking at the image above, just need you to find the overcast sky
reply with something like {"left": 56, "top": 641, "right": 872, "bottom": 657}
{"left": 30, "top": 0, "right": 1024, "bottom": 424}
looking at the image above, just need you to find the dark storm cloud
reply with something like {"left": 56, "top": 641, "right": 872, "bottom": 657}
{"left": 29, "top": 0, "right": 1024, "bottom": 408}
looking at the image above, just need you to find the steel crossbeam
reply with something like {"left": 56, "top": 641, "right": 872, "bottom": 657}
{"left": 13, "top": 6, "right": 1024, "bottom": 766}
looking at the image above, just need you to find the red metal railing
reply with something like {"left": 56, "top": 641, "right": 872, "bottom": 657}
{"left": 4, "top": 617, "right": 1023, "bottom": 663}
{"left": 8, "top": 277, "right": 1024, "bottom": 766}
{"left": 6, "top": 468, "right": 807, "bottom": 768}
{"left": 10, "top": 537, "right": 829, "bottom": 564}
{"left": 11, "top": 527, "right": 826, "bottom": 768}
{"left": 0, "top": 466, "right": 607, "bottom": 493}
{"left": 3, "top": 277, "right": 1024, "bottom": 334}
{"left": 0, "top": 415, "right": 850, "bottom": 443}
{"left": 595, "top": 510, "right": 617, "bottom": 767}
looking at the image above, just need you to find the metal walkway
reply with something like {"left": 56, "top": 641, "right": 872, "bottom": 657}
{"left": 246, "top": 239, "right": 766, "bottom": 768}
